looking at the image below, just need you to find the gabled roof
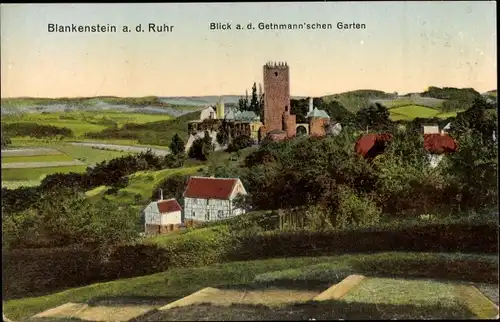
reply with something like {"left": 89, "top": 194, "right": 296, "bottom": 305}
{"left": 157, "top": 199, "right": 182, "bottom": 213}
{"left": 424, "top": 134, "right": 457, "bottom": 154}
{"left": 225, "top": 109, "right": 236, "bottom": 120}
{"left": 144, "top": 198, "right": 182, "bottom": 214}
{"left": 237, "top": 111, "right": 259, "bottom": 121}
{"left": 183, "top": 176, "right": 242, "bottom": 200}
{"left": 306, "top": 107, "right": 330, "bottom": 119}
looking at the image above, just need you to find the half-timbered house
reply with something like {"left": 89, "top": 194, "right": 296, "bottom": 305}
{"left": 183, "top": 176, "right": 247, "bottom": 226}
{"left": 143, "top": 198, "right": 182, "bottom": 235}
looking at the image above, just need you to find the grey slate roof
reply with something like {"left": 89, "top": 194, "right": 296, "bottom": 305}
{"left": 306, "top": 107, "right": 330, "bottom": 119}
{"left": 225, "top": 108, "right": 260, "bottom": 121}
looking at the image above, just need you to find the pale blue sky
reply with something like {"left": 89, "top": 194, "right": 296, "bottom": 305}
{"left": 1, "top": 2, "right": 496, "bottom": 97}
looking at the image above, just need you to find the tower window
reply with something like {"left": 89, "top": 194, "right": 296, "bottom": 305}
{"left": 285, "top": 106, "right": 289, "bottom": 112}
{"left": 274, "top": 72, "right": 278, "bottom": 76}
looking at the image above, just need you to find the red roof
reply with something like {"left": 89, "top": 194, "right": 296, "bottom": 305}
{"left": 355, "top": 133, "right": 393, "bottom": 158}
{"left": 184, "top": 177, "right": 239, "bottom": 200}
{"left": 157, "top": 199, "right": 182, "bottom": 213}
{"left": 424, "top": 134, "right": 457, "bottom": 154}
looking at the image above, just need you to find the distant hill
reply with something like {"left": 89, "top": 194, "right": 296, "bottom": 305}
{"left": 159, "top": 95, "right": 306, "bottom": 106}
{"left": 483, "top": 90, "right": 497, "bottom": 101}
{"left": 320, "top": 87, "right": 490, "bottom": 114}
{"left": 321, "top": 90, "right": 396, "bottom": 112}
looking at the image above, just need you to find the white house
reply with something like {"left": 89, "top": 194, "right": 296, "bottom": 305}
{"left": 199, "top": 106, "right": 217, "bottom": 121}
{"left": 183, "top": 176, "right": 247, "bottom": 225}
{"left": 422, "top": 124, "right": 440, "bottom": 134}
{"left": 143, "top": 197, "right": 182, "bottom": 235}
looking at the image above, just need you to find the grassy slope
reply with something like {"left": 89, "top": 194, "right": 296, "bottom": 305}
{"left": 98, "top": 166, "right": 201, "bottom": 204}
{"left": 5, "top": 252, "right": 497, "bottom": 320}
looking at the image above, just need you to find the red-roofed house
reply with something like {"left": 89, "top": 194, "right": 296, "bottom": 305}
{"left": 355, "top": 133, "right": 394, "bottom": 159}
{"left": 424, "top": 133, "right": 458, "bottom": 168}
{"left": 183, "top": 176, "right": 247, "bottom": 226}
{"left": 143, "top": 197, "right": 182, "bottom": 235}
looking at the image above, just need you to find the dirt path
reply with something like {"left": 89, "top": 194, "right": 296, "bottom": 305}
{"left": 69, "top": 142, "right": 170, "bottom": 156}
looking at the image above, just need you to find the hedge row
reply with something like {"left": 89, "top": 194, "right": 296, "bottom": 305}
{"left": 3, "top": 223, "right": 498, "bottom": 300}
{"left": 227, "top": 224, "right": 499, "bottom": 261}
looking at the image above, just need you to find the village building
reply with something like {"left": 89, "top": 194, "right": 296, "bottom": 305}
{"left": 422, "top": 124, "right": 440, "bottom": 135}
{"left": 305, "top": 97, "right": 332, "bottom": 137}
{"left": 354, "top": 132, "right": 458, "bottom": 168}
{"left": 185, "top": 63, "right": 341, "bottom": 147}
{"left": 422, "top": 121, "right": 452, "bottom": 135}
{"left": 423, "top": 133, "right": 458, "bottom": 168}
{"left": 142, "top": 196, "right": 182, "bottom": 235}
{"left": 183, "top": 176, "right": 247, "bottom": 227}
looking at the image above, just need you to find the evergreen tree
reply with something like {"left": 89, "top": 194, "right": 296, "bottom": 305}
{"left": 237, "top": 90, "right": 250, "bottom": 112}
{"left": 169, "top": 133, "right": 185, "bottom": 155}
{"left": 249, "top": 82, "right": 260, "bottom": 114}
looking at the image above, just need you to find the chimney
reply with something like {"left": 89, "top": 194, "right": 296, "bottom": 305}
{"left": 159, "top": 189, "right": 163, "bottom": 201}
{"left": 309, "top": 97, "right": 313, "bottom": 113}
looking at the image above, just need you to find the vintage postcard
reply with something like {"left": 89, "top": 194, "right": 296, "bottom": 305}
{"left": 1, "top": 2, "right": 498, "bottom": 321}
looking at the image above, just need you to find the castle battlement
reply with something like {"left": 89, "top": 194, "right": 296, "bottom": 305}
{"left": 264, "top": 61, "right": 288, "bottom": 69}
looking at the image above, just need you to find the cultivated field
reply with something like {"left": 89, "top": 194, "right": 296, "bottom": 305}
{"left": 0, "top": 143, "right": 137, "bottom": 188}
{"left": 389, "top": 105, "right": 439, "bottom": 120}
{"left": 2, "top": 111, "right": 172, "bottom": 136}
{"left": 373, "top": 97, "right": 446, "bottom": 109}
{"left": 1, "top": 166, "right": 88, "bottom": 182}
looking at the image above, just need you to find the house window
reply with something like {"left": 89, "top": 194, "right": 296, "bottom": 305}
{"left": 192, "top": 211, "right": 195, "bottom": 219}
{"left": 218, "top": 210, "right": 224, "bottom": 219}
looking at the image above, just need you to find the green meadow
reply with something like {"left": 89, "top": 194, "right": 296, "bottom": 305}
{"left": 1, "top": 165, "right": 88, "bottom": 182}
{"left": 2, "top": 154, "right": 75, "bottom": 163}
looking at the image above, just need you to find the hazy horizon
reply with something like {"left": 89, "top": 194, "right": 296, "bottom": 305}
{"left": 1, "top": 2, "right": 496, "bottom": 98}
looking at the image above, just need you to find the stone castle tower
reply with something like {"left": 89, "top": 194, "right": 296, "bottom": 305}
{"left": 261, "top": 61, "right": 296, "bottom": 139}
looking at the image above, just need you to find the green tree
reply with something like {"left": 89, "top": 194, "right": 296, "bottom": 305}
{"left": 151, "top": 174, "right": 190, "bottom": 205}
{"left": 227, "top": 134, "right": 254, "bottom": 152}
{"left": 249, "top": 82, "right": 260, "bottom": 115}
{"left": 2, "top": 190, "right": 138, "bottom": 249}
{"left": 188, "top": 130, "right": 215, "bottom": 161}
{"left": 355, "top": 103, "right": 391, "bottom": 131}
{"left": 449, "top": 97, "right": 497, "bottom": 140}
{"left": 238, "top": 89, "right": 249, "bottom": 111}
{"left": 445, "top": 130, "right": 498, "bottom": 212}
{"left": 216, "top": 121, "right": 230, "bottom": 146}
{"left": 1, "top": 133, "right": 11, "bottom": 149}
{"left": 169, "top": 133, "right": 185, "bottom": 155}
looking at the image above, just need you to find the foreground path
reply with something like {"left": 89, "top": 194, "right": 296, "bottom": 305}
{"left": 27, "top": 275, "right": 499, "bottom": 321}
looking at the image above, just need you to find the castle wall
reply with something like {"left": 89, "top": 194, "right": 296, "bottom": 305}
{"left": 309, "top": 117, "right": 329, "bottom": 137}
{"left": 263, "top": 63, "right": 291, "bottom": 135}
{"left": 284, "top": 114, "right": 296, "bottom": 137}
